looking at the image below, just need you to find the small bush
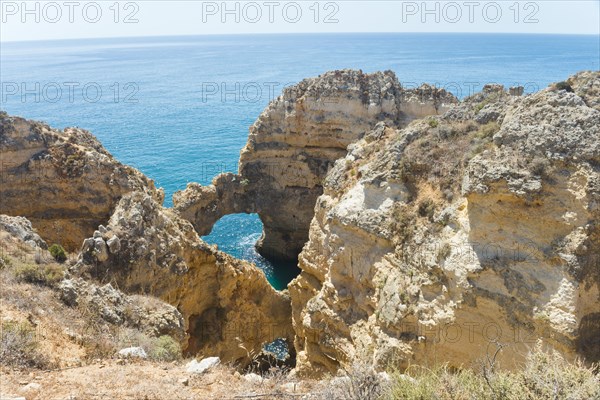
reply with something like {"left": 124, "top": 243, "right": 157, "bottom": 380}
{"left": 530, "top": 157, "right": 551, "bottom": 178}
{"left": 554, "top": 81, "right": 574, "bottom": 93}
{"left": 0, "top": 321, "right": 48, "bottom": 368}
{"left": 49, "top": 244, "right": 67, "bottom": 263}
{"left": 0, "top": 254, "right": 12, "bottom": 270}
{"left": 385, "top": 344, "right": 600, "bottom": 400}
{"left": 476, "top": 121, "right": 500, "bottom": 139}
{"left": 392, "top": 206, "right": 416, "bottom": 244}
{"left": 321, "top": 364, "right": 384, "bottom": 400}
{"left": 148, "top": 335, "right": 182, "bottom": 362}
{"left": 14, "top": 263, "right": 65, "bottom": 287}
{"left": 115, "top": 329, "right": 182, "bottom": 362}
{"left": 428, "top": 119, "right": 439, "bottom": 128}
{"left": 437, "top": 243, "right": 452, "bottom": 262}
{"left": 398, "top": 159, "right": 429, "bottom": 184}
{"left": 417, "top": 199, "right": 436, "bottom": 221}
{"left": 518, "top": 344, "right": 600, "bottom": 399}
{"left": 388, "top": 365, "right": 488, "bottom": 400}
{"left": 452, "top": 120, "right": 478, "bottom": 135}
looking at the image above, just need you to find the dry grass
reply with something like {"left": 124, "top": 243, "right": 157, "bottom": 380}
{"left": 13, "top": 262, "right": 65, "bottom": 287}
{"left": 317, "top": 363, "right": 384, "bottom": 400}
{"left": 0, "top": 240, "right": 183, "bottom": 369}
{"left": 385, "top": 344, "right": 600, "bottom": 400}
{"left": 0, "top": 320, "right": 49, "bottom": 369}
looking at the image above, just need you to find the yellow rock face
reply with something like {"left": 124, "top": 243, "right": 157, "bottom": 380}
{"left": 290, "top": 72, "right": 600, "bottom": 375}
{"left": 0, "top": 114, "right": 162, "bottom": 250}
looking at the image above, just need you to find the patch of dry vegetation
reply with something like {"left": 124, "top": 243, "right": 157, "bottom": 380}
{"left": 401, "top": 118, "right": 498, "bottom": 197}
{"left": 385, "top": 344, "right": 599, "bottom": 400}
{"left": 0, "top": 232, "right": 184, "bottom": 371}
{"left": 0, "top": 320, "right": 50, "bottom": 369}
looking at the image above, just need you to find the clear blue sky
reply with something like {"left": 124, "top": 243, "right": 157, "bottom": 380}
{"left": 1, "top": 0, "right": 599, "bottom": 42}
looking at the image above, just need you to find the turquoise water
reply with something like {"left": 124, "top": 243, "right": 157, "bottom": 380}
{"left": 1, "top": 33, "right": 598, "bottom": 288}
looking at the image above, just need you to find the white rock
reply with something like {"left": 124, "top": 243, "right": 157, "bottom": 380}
{"left": 396, "top": 373, "right": 416, "bottom": 383}
{"left": 281, "top": 382, "right": 298, "bottom": 392}
{"left": 185, "top": 357, "right": 220, "bottom": 374}
{"left": 106, "top": 235, "right": 121, "bottom": 253}
{"left": 19, "top": 382, "right": 41, "bottom": 392}
{"left": 117, "top": 347, "right": 147, "bottom": 359}
{"left": 243, "top": 373, "right": 263, "bottom": 385}
{"left": 378, "top": 371, "right": 391, "bottom": 383}
{"left": 94, "top": 237, "right": 109, "bottom": 262}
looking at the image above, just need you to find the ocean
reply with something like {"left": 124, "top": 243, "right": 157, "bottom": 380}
{"left": 1, "top": 33, "right": 598, "bottom": 289}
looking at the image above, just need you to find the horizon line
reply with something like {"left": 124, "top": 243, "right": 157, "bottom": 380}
{"left": 2, "top": 30, "right": 599, "bottom": 44}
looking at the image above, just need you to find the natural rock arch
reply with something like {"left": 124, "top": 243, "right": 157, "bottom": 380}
{"left": 174, "top": 70, "right": 456, "bottom": 262}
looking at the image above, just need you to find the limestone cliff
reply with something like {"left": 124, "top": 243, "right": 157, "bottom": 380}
{"left": 0, "top": 112, "right": 293, "bottom": 367}
{"left": 3, "top": 69, "right": 598, "bottom": 380}
{"left": 77, "top": 191, "right": 293, "bottom": 366}
{"left": 174, "top": 70, "right": 456, "bottom": 261}
{"left": 289, "top": 71, "right": 600, "bottom": 374}
{"left": 0, "top": 112, "right": 162, "bottom": 250}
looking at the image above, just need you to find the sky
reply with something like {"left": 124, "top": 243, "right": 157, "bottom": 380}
{"left": 1, "top": 0, "right": 599, "bottom": 42}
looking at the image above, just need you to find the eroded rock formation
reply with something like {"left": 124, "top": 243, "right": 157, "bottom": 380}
{"left": 0, "top": 112, "right": 293, "bottom": 367}
{"left": 174, "top": 70, "right": 457, "bottom": 261}
{"left": 3, "top": 69, "right": 598, "bottom": 378}
{"left": 77, "top": 191, "right": 293, "bottom": 366}
{"left": 289, "top": 71, "right": 600, "bottom": 374}
{"left": 0, "top": 112, "right": 162, "bottom": 250}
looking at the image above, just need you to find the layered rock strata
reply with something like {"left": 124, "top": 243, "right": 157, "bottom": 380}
{"left": 0, "top": 112, "right": 162, "bottom": 250}
{"left": 288, "top": 71, "right": 600, "bottom": 374}
{"left": 174, "top": 70, "right": 457, "bottom": 261}
{"left": 77, "top": 191, "right": 293, "bottom": 366}
{"left": 0, "top": 113, "right": 293, "bottom": 367}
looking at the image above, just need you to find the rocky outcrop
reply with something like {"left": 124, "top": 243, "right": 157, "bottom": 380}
{"left": 0, "top": 112, "right": 293, "bottom": 367}
{"left": 58, "top": 278, "right": 187, "bottom": 341}
{"left": 174, "top": 70, "right": 457, "bottom": 261}
{"left": 289, "top": 72, "right": 600, "bottom": 375}
{"left": 0, "top": 214, "right": 48, "bottom": 250}
{"left": 0, "top": 213, "right": 186, "bottom": 343}
{"left": 0, "top": 112, "right": 162, "bottom": 250}
{"left": 77, "top": 191, "right": 293, "bottom": 366}
{"left": 4, "top": 69, "right": 598, "bottom": 379}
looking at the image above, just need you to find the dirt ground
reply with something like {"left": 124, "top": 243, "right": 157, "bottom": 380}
{"left": 0, "top": 360, "right": 318, "bottom": 400}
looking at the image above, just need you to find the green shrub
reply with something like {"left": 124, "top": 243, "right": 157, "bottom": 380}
{"left": 392, "top": 206, "right": 416, "bottom": 244}
{"left": 49, "top": 244, "right": 67, "bottom": 263}
{"left": 14, "top": 263, "right": 65, "bottom": 287}
{"left": 428, "top": 119, "right": 439, "bottom": 128}
{"left": 554, "top": 81, "right": 574, "bottom": 93}
{"left": 321, "top": 363, "right": 383, "bottom": 400}
{"left": 476, "top": 121, "right": 500, "bottom": 139}
{"left": 387, "top": 365, "right": 488, "bottom": 400}
{"left": 417, "top": 199, "right": 436, "bottom": 221}
{"left": 0, "top": 255, "right": 12, "bottom": 270}
{"left": 148, "top": 335, "right": 182, "bottom": 362}
{"left": 518, "top": 345, "right": 600, "bottom": 399}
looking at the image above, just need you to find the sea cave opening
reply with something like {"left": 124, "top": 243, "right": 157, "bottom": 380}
{"left": 201, "top": 213, "right": 301, "bottom": 290}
